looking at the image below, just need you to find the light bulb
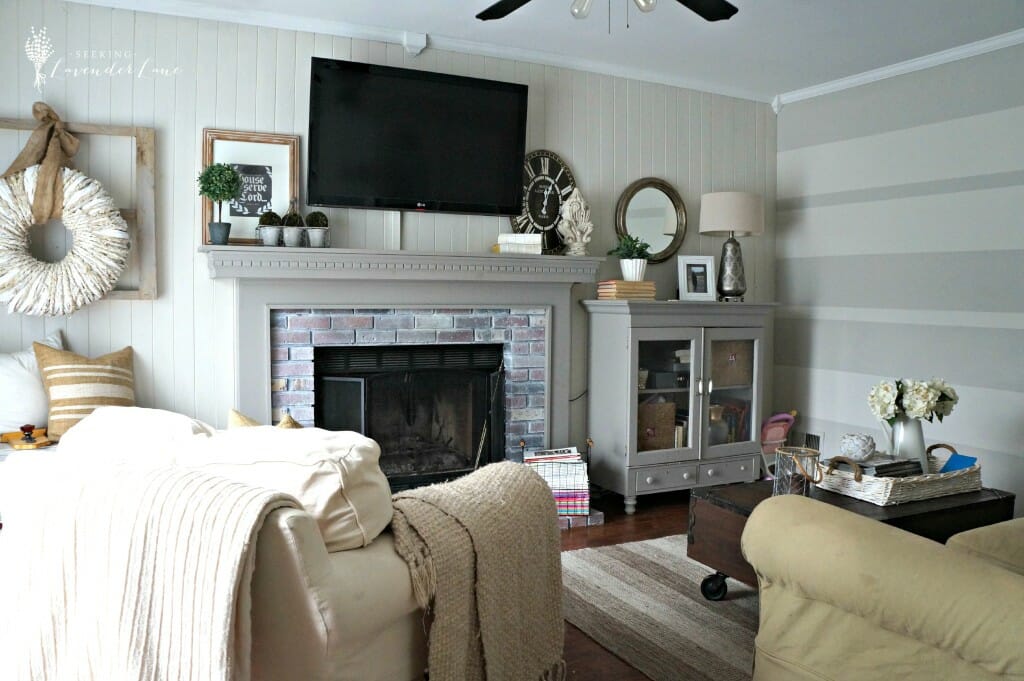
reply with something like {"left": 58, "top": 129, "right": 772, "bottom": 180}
{"left": 570, "top": 0, "right": 593, "bottom": 19}
{"left": 633, "top": 0, "right": 657, "bottom": 12}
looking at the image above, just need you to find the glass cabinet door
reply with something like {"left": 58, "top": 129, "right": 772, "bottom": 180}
{"left": 701, "top": 327, "right": 763, "bottom": 459}
{"left": 629, "top": 327, "right": 702, "bottom": 466}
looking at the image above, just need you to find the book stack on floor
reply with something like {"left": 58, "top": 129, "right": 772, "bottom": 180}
{"left": 597, "top": 280, "right": 656, "bottom": 300}
{"left": 493, "top": 233, "right": 542, "bottom": 254}
{"left": 524, "top": 447, "right": 604, "bottom": 529}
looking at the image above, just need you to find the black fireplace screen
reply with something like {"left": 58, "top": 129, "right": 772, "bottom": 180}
{"left": 314, "top": 344, "right": 505, "bottom": 490}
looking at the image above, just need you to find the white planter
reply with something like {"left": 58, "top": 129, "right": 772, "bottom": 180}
{"left": 620, "top": 258, "right": 647, "bottom": 282}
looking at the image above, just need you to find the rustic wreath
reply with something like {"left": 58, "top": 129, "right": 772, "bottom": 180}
{"left": 0, "top": 164, "right": 129, "bottom": 316}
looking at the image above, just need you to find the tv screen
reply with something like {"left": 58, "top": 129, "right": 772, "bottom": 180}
{"left": 307, "top": 57, "right": 528, "bottom": 216}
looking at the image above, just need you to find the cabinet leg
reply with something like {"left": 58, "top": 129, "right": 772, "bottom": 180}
{"left": 624, "top": 497, "right": 637, "bottom": 515}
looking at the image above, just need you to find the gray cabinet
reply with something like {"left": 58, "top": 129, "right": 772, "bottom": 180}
{"left": 583, "top": 300, "right": 773, "bottom": 513}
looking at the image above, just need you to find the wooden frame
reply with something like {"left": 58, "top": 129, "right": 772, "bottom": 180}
{"left": 677, "top": 255, "right": 717, "bottom": 301}
{"left": 201, "top": 128, "right": 299, "bottom": 245}
{"left": 0, "top": 118, "right": 157, "bottom": 300}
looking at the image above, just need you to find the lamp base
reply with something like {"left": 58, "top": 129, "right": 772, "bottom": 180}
{"left": 716, "top": 233, "right": 747, "bottom": 301}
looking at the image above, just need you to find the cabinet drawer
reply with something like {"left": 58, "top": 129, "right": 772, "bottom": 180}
{"left": 698, "top": 457, "right": 757, "bottom": 486}
{"left": 635, "top": 463, "right": 698, "bottom": 492}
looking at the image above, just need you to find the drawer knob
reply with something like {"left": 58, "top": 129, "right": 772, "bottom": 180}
{"left": 645, "top": 476, "right": 655, "bottom": 485}
{"left": 740, "top": 465, "right": 746, "bottom": 471}
{"left": 706, "top": 469, "right": 715, "bottom": 477}
{"left": 682, "top": 472, "right": 691, "bottom": 480}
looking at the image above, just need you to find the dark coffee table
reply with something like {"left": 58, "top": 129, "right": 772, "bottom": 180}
{"left": 686, "top": 480, "right": 1016, "bottom": 601}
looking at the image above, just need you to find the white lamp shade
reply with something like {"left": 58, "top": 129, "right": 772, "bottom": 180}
{"left": 698, "top": 192, "right": 764, "bottom": 237}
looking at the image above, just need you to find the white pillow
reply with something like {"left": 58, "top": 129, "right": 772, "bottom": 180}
{"left": 0, "top": 332, "right": 64, "bottom": 433}
{"left": 180, "top": 427, "right": 393, "bottom": 552}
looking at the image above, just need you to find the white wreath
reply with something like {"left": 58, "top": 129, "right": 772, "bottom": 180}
{"left": 0, "top": 165, "right": 129, "bottom": 316}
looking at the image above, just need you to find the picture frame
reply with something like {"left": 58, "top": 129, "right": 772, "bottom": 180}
{"left": 201, "top": 128, "right": 299, "bottom": 245}
{"left": 677, "top": 255, "right": 717, "bottom": 301}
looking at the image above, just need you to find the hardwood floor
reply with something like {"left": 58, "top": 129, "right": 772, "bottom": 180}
{"left": 561, "top": 489, "right": 692, "bottom": 680}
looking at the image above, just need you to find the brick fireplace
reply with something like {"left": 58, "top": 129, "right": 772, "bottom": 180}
{"left": 269, "top": 307, "right": 550, "bottom": 456}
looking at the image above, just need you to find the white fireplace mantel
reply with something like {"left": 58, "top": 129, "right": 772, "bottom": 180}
{"left": 201, "top": 246, "right": 603, "bottom": 283}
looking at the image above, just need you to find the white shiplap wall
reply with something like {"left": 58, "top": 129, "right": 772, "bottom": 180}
{"left": 0, "top": 0, "right": 776, "bottom": 433}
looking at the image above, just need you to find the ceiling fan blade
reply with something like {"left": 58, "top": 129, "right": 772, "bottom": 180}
{"left": 675, "top": 0, "right": 739, "bottom": 22}
{"left": 476, "top": 0, "right": 535, "bottom": 21}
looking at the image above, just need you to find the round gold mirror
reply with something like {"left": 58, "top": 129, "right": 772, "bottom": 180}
{"left": 614, "top": 178, "right": 687, "bottom": 263}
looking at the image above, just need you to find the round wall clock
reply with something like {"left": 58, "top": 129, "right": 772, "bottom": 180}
{"left": 510, "top": 149, "right": 577, "bottom": 254}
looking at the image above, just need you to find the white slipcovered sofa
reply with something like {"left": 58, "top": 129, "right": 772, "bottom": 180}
{"left": 0, "top": 407, "right": 428, "bottom": 681}
{"left": 251, "top": 508, "right": 427, "bottom": 681}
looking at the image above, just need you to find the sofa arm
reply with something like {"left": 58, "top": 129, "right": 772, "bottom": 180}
{"left": 948, "top": 518, "right": 1024, "bottom": 576}
{"left": 741, "top": 495, "right": 1024, "bottom": 678}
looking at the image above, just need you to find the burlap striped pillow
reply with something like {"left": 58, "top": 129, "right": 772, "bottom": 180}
{"left": 33, "top": 344, "right": 135, "bottom": 440}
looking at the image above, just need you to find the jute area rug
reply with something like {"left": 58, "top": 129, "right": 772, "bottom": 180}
{"left": 562, "top": 534, "right": 758, "bottom": 681}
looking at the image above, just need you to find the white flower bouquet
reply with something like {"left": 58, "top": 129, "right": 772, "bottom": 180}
{"left": 867, "top": 378, "right": 958, "bottom": 425}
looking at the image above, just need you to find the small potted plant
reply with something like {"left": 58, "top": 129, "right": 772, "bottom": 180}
{"left": 608, "top": 234, "right": 651, "bottom": 281}
{"left": 257, "top": 210, "right": 282, "bottom": 246}
{"left": 197, "top": 163, "right": 242, "bottom": 245}
{"left": 305, "top": 211, "right": 329, "bottom": 248}
{"left": 281, "top": 199, "right": 305, "bottom": 247}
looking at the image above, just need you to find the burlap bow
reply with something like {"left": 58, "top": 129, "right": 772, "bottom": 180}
{"left": 2, "top": 102, "right": 80, "bottom": 223}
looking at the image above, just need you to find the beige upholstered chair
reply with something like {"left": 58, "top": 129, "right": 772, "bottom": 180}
{"left": 741, "top": 495, "right": 1024, "bottom": 681}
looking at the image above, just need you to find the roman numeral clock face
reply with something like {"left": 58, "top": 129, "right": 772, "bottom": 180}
{"left": 510, "top": 150, "right": 577, "bottom": 254}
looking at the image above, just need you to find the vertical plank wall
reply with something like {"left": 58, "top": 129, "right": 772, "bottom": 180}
{"left": 0, "top": 0, "right": 776, "bottom": 438}
{"left": 775, "top": 43, "right": 1024, "bottom": 512}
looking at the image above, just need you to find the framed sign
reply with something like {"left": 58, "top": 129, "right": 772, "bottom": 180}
{"left": 201, "top": 128, "right": 299, "bottom": 244}
{"left": 677, "top": 255, "right": 717, "bottom": 301}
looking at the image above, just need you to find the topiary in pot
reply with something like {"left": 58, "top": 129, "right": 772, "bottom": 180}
{"left": 281, "top": 199, "right": 305, "bottom": 246}
{"left": 608, "top": 234, "right": 651, "bottom": 281}
{"left": 257, "top": 210, "right": 283, "bottom": 246}
{"left": 198, "top": 163, "right": 242, "bottom": 244}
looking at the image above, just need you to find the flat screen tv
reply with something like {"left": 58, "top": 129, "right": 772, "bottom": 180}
{"left": 307, "top": 57, "right": 528, "bottom": 216}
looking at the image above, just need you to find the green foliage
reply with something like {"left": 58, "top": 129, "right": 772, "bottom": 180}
{"left": 258, "top": 210, "right": 282, "bottom": 226}
{"left": 607, "top": 234, "right": 651, "bottom": 260}
{"left": 305, "top": 211, "right": 328, "bottom": 228}
{"left": 197, "top": 163, "right": 242, "bottom": 222}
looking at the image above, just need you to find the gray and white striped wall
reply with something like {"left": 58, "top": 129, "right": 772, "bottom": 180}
{"left": 774, "top": 43, "right": 1024, "bottom": 513}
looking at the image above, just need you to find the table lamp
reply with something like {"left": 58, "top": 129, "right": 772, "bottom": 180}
{"left": 698, "top": 191, "right": 764, "bottom": 301}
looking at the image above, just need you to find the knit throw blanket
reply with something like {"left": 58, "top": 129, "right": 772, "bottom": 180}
{"left": 391, "top": 461, "right": 565, "bottom": 681}
{"left": 0, "top": 453, "right": 298, "bottom": 681}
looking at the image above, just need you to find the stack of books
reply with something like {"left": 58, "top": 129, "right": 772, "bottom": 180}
{"left": 524, "top": 447, "right": 590, "bottom": 516}
{"left": 494, "top": 233, "right": 543, "bottom": 254}
{"left": 597, "top": 280, "right": 657, "bottom": 300}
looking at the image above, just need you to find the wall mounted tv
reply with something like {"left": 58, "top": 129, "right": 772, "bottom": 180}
{"left": 307, "top": 57, "right": 528, "bottom": 216}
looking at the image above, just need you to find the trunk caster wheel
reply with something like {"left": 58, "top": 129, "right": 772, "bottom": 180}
{"left": 700, "top": 572, "right": 728, "bottom": 601}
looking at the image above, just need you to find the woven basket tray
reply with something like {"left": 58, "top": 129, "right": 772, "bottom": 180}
{"left": 816, "top": 444, "right": 981, "bottom": 506}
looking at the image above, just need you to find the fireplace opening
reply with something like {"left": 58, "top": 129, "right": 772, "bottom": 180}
{"left": 314, "top": 344, "right": 505, "bottom": 490}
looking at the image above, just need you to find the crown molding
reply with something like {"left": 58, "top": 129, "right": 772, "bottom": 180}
{"left": 772, "top": 27, "right": 1024, "bottom": 113}
{"left": 68, "top": 0, "right": 769, "bottom": 103}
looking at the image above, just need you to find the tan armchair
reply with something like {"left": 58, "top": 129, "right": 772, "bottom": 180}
{"left": 741, "top": 495, "right": 1024, "bottom": 681}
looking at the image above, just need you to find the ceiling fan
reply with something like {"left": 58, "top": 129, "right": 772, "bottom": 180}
{"left": 477, "top": 0, "right": 739, "bottom": 22}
